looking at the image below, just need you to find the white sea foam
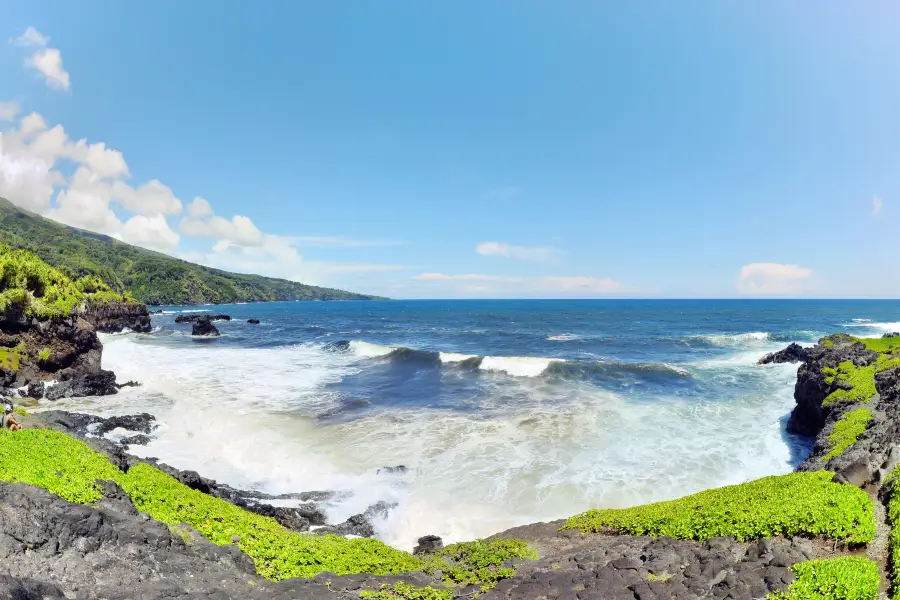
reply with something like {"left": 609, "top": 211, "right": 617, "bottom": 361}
{"left": 692, "top": 332, "right": 770, "bottom": 346}
{"left": 348, "top": 340, "right": 395, "bottom": 358}
{"left": 547, "top": 334, "right": 579, "bottom": 341}
{"left": 439, "top": 352, "right": 478, "bottom": 363}
{"left": 852, "top": 318, "right": 873, "bottom": 323}
{"left": 41, "top": 333, "right": 805, "bottom": 552}
{"left": 843, "top": 321, "right": 900, "bottom": 331}
{"left": 479, "top": 356, "right": 563, "bottom": 377}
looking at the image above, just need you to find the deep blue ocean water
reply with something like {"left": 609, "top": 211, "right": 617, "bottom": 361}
{"left": 58, "top": 299, "right": 900, "bottom": 548}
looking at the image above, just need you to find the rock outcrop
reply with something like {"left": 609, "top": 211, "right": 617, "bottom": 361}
{"left": 79, "top": 300, "right": 152, "bottom": 334}
{"left": 191, "top": 316, "right": 220, "bottom": 336}
{"left": 247, "top": 318, "right": 260, "bottom": 324}
{"left": 175, "top": 314, "right": 231, "bottom": 324}
{"left": 758, "top": 342, "right": 808, "bottom": 365}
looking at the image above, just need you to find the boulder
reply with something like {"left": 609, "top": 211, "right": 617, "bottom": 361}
{"left": 79, "top": 300, "right": 152, "bottom": 334}
{"left": 759, "top": 343, "right": 808, "bottom": 365}
{"left": 45, "top": 370, "right": 119, "bottom": 400}
{"left": 247, "top": 319, "right": 260, "bottom": 324}
{"left": 413, "top": 535, "right": 444, "bottom": 555}
{"left": 191, "top": 317, "right": 220, "bottom": 337}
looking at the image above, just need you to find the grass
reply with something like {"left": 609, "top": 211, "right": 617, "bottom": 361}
{"left": 823, "top": 407, "right": 873, "bottom": 462}
{"left": 854, "top": 336, "right": 900, "bottom": 354}
{"left": 562, "top": 471, "right": 875, "bottom": 545}
{"left": 767, "top": 557, "right": 879, "bottom": 600}
{"left": 823, "top": 362, "right": 876, "bottom": 406}
{"left": 0, "top": 428, "right": 535, "bottom": 587}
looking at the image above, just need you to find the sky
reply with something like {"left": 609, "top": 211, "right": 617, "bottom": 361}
{"left": 0, "top": 2, "right": 898, "bottom": 299}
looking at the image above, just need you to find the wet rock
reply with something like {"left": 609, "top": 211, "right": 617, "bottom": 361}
{"left": 191, "top": 316, "right": 220, "bottom": 336}
{"left": 883, "top": 333, "right": 900, "bottom": 338}
{"left": 377, "top": 465, "right": 408, "bottom": 475}
{"left": 176, "top": 314, "right": 232, "bottom": 323}
{"left": 45, "top": 370, "right": 119, "bottom": 400}
{"left": 413, "top": 535, "right": 444, "bottom": 555}
{"left": 315, "top": 501, "right": 398, "bottom": 538}
{"left": 759, "top": 343, "right": 808, "bottom": 365}
{"left": 247, "top": 319, "right": 260, "bottom": 324}
{"left": 24, "top": 381, "right": 44, "bottom": 399}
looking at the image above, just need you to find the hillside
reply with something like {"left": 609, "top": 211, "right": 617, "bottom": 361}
{"left": 0, "top": 198, "right": 385, "bottom": 305}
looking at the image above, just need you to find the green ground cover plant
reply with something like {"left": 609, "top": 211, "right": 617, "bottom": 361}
{"left": 767, "top": 557, "right": 879, "bottom": 600}
{"left": 0, "top": 245, "right": 85, "bottom": 319}
{"left": 0, "top": 428, "right": 535, "bottom": 588}
{"left": 360, "top": 583, "right": 454, "bottom": 600}
{"left": 0, "top": 346, "right": 24, "bottom": 371}
{"left": 822, "top": 362, "right": 876, "bottom": 406}
{"left": 855, "top": 336, "right": 900, "bottom": 354}
{"left": 823, "top": 407, "right": 872, "bottom": 462}
{"left": 562, "top": 471, "right": 875, "bottom": 544}
{"left": 885, "top": 466, "right": 900, "bottom": 599}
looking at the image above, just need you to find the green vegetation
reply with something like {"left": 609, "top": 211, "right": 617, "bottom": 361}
{"left": 0, "top": 428, "right": 535, "bottom": 589}
{"left": 12, "top": 406, "right": 28, "bottom": 416}
{"left": 822, "top": 362, "right": 876, "bottom": 406}
{"left": 886, "top": 466, "right": 900, "bottom": 599}
{"left": 823, "top": 407, "right": 872, "bottom": 462}
{"left": 855, "top": 335, "right": 900, "bottom": 354}
{"left": 768, "top": 557, "right": 879, "bottom": 600}
{"left": 0, "top": 346, "right": 24, "bottom": 371}
{"left": 360, "top": 583, "right": 454, "bottom": 600}
{"left": 434, "top": 539, "right": 538, "bottom": 591}
{"left": 877, "top": 355, "right": 900, "bottom": 374}
{"left": 37, "top": 347, "right": 51, "bottom": 361}
{"left": 0, "top": 197, "right": 384, "bottom": 305}
{"left": 647, "top": 572, "right": 673, "bottom": 582}
{"left": 0, "top": 245, "right": 85, "bottom": 319}
{"left": 562, "top": 471, "right": 875, "bottom": 545}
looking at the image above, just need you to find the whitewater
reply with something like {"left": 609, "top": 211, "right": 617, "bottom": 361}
{"left": 45, "top": 299, "right": 900, "bottom": 550}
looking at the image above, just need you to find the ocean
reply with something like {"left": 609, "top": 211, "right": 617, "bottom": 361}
{"left": 51, "top": 299, "right": 900, "bottom": 550}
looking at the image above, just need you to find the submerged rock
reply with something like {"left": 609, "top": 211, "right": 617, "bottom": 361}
{"left": 191, "top": 316, "right": 220, "bottom": 336}
{"left": 247, "top": 318, "right": 260, "bottom": 324}
{"left": 759, "top": 343, "right": 808, "bottom": 365}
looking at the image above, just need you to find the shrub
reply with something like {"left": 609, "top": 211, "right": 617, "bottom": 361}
{"left": 433, "top": 538, "right": 538, "bottom": 590}
{"left": 823, "top": 407, "right": 872, "bottom": 462}
{"left": 768, "top": 557, "right": 879, "bottom": 600}
{"left": 37, "top": 347, "right": 51, "bottom": 361}
{"left": 0, "top": 346, "right": 25, "bottom": 372}
{"left": 562, "top": 471, "right": 875, "bottom": 545}
{"left": 0, "top": 246, "right": 84, "bottom": 319}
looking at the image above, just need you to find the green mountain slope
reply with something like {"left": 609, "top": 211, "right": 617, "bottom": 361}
{"left": 0, "top": 198, "right": 385, "bottom": 305}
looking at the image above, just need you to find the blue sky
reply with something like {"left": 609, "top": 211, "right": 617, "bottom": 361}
{"left": 0, "top": 2, "right": 898, "bottom": 298}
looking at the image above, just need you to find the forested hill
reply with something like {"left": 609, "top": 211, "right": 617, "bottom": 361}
{"left": 0, "top": 198, "right": 385, "bottom": 305}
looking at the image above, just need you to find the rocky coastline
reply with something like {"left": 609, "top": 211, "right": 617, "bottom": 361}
{"left": 2, "top": 332, "right": 899, "bottom": 599}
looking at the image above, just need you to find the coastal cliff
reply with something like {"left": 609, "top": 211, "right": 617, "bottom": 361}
{"left": 2, "top": 332, "right": 899, "bottom": 599}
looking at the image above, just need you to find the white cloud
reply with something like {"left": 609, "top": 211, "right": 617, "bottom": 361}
{"left": 0, "top": 133, "right": 63, "bottom": 212}
{"left": 414, "top": 272, "right": 624, "bottom": 296}
{"left": 26, "top": 48, "right": 71, "bottom": 91}
{"left": 49, "top": 186, "right": 122, "bottom": 234}
{"left": 12, "top": 27, "right": 49, "bottom": 48}
{"left": 873, "top": 196, "right": 883, "bottom": 216}
{"left": 19, "top": 112, "right": 47, "bottom": 134}
{"left": 111, "top": 179, "right": 182, "bottom": 215}
{"left": 0, "top": 102, "right": 19, "bottom": 121}
{"left": 180, "top": 214, "right": 264, "bottom": 246}
{"left": 476, "top": 241, "right": 563, "bottom": 263}
{"left": 736, "top": 262, "right": 813, "bottom": 295}
{"left": 187, "top": 196, "right": 214, "bottom": 218}
{"left": 121, "top": 214, "right": 180, "bottom": 251}
{"left": 11, "top": 28, "right": 71, "bottom": 91}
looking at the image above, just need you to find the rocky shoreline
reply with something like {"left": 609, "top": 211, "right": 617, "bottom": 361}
{"left": 2, "top": 332, "right": 899, "bottom": 599}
